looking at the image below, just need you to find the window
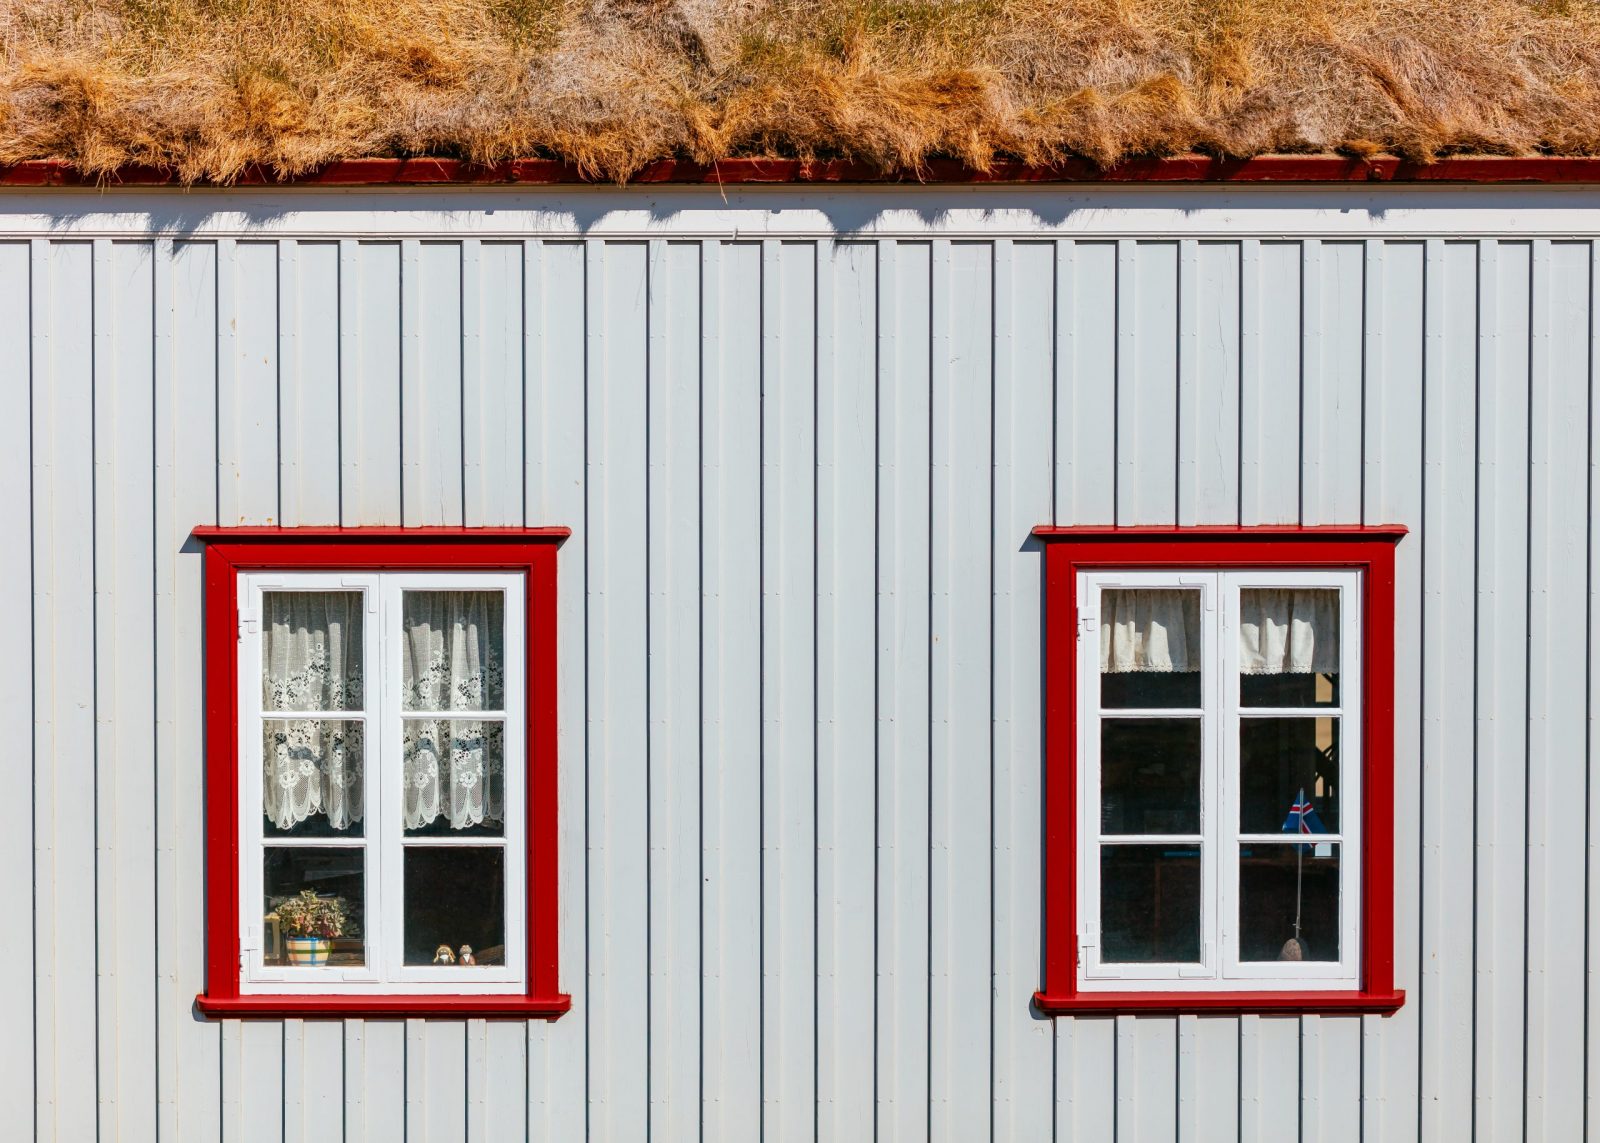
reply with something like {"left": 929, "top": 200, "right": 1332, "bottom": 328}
{"left": 193, "top": 529, "right": 569, "bottom": 1018}
{"left": 1033, "top": 528, "right": 1405, "bottom": 1015}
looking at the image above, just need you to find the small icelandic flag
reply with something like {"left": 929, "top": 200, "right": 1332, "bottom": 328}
{"left": 1282, "top": 788, "right": 1333, "bottom": 857}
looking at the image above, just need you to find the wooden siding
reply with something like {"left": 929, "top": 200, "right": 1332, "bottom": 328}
{"left": 0, "top": 199, "right": 1596, "bottom": 1140}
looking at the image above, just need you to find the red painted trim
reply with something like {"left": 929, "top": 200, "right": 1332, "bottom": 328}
{"left": 8, "top": 155, "right": 1600, "bottom": 188}
{"left": 191, "top": 526, "right": 569, "bottom": 541}
{"left": 195, "top": 994, "right": 572, "bottom": 1019}
{"left": 1033, "top": 990, "right": 1405, "bottom": 1015}
{"left": 195, "top": 527, "right": 569, "bottom": 1019}
{"left": 1035, "top": 524, "right": 1406, "bottom": 1015}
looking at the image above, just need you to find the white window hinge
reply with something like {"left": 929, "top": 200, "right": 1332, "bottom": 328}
{"left": 238, "top": 608, "right": 260, "bottom": 641}
{"left": 1078, "top": 609, "right": 1099, "bottom": 638}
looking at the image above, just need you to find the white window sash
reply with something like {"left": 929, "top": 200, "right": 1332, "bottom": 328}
{"left": 237, "top": 570, "right": 529, "bottom": 995}
{"left": 1076, "top": 568, "right": 1363, "bottom": 993}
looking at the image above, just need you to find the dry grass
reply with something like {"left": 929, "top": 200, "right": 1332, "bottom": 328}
{"left": 2, "top": 0, "right": 1600, "bottom": 181}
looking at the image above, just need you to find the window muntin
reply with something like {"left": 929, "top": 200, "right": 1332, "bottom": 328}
{"left": 1079, "top": 568, "right": 1361, "bottom": 992}
{"left": 238, "top": 571, "right": 527, "bottom": 995}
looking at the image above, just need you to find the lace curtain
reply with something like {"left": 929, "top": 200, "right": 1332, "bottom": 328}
{"left": 1100, "top": 586, "right": 1339, "bottom": 675}
{"left": 1100, "top": 589, "right": 1202, "bottom": 673}
{"left": 1239, "top": 588, "right": 1339, "bottom": 675}
{"left": 402, "top": 591, "right": 506, "bottom": 830}
{"left": 262, "top": 592, "right": 365, "bottom": 830}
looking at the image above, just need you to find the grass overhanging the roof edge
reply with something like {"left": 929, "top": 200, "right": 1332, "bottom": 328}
{"left": 2, "top": 0, "right": 1600, "bottom": 184}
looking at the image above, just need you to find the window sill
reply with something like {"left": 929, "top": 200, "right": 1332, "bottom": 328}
{"left": 195, "top": 993, "right": 572, "bottom": 1020}
{"left": 1032, "top": 989, "right": 1405, "bottom": 1016}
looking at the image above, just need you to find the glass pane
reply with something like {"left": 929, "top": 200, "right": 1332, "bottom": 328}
{"left": 263, "top": 847, "right": 365, "bottom": 967}
{"left": 1100, "top": 845, "right": 1201, "bottom": 963}
{"left": 264, "top": 719, "right": 364, "bottom": 838}
{"left": 1239, "top": 842, "right": 1341, "bottom": 962}
{"left": 1239, "top": 588, "right": 1339, "bottom": 707}
{"left": 402, "top": 590, "right": 505, "bottom": 712}
{"left": 262, "top": 591, "right": 364, "bottom": 711}
{"left": 1100, "top": 718, "right": 1201, "bottom": 835}
{"left": 1100, "top": 588, "right": 1202, "bottom": 709}
{"left": 403, "top": 847, "right": 506, "bottom": 966}
{"left": 1239, "top": 717, "right": 1340, "bottom": 835}
{"left": 403, "top": 719, "right": 505, "bottom": 836}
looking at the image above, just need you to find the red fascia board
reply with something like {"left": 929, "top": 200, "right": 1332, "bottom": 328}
{"left": 1032, "top": 524, "right": 1408, "bottom": 540}
{"left": 195, "top": 994, "right": 573, "bottom": 1019}
{"left": 191, "top": 525, "right": 569, "bottom": 542}
{"left": 1033, "top": 990, "right": 1406, "bottom": 1016}
{"left": 8, "top": 155, "right": 1600, "bottom": 188}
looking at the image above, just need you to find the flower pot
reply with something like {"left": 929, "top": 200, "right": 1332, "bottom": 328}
{"left": 285, "top": 936, "right": 333, "bottom": 966}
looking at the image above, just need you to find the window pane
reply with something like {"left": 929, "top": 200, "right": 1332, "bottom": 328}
{"left": 403, "top": 590, "right": 505, "bottom": 712}
{"left": 1100, "top": 718, "right": 1201, "bottom": 835}
{"left": 1239, "top": 588, "right": 1339, "bottom": 707}
{"left": 1239, "top": 717, "right": 1340, "bottom": 835}
{"left": 1239, "top": 843, "right": 1341, "bottom": 962}
{"left": 403, "top": 847, "right": 506, "bottom": 966}
{"left": 1100, "top": 588, "right": 1202, "bottom": 709}
{"left": 264, "top": 847, "right": 364, "bottom": 967}
{"left": 263, "top": 591, "right": 364, "bottom": 711}
{"left": 1100, "top": 845, "right": 1202, "bottom": 963}
{"left": 403, "top": 719, "right": 505, "bottom": 836}
{"left": 264, "top": 719, "right": 364, "bottom": 837}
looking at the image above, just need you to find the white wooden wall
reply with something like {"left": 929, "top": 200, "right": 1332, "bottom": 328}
{"left": 2, "top": 186, "right": 1599, "bottom": 1140}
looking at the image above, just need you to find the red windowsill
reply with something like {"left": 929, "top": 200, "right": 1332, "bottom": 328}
{"left": 1033, "top": 989, "right": 1405, "bottom": 1016}
{"left": 195, "top": 992, "right": 573, "bottom": 1020}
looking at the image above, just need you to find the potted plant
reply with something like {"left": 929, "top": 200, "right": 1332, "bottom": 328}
{"left": 273, "top": 889, "right": 349, "bottom": 966}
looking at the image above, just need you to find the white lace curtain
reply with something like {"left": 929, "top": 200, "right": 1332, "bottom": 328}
{"left": 262, "top": 592, "right": 365, "bottom": 830}
{"left": 402, "top": 591, "right": 506, "bottom": 831}
{"left": 1100, "top": 587, "right": 1339, "bottom": 675}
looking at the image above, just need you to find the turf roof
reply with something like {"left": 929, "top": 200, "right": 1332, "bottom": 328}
{"left": 3, "top": 0, "right": 1599, "bottom": 183}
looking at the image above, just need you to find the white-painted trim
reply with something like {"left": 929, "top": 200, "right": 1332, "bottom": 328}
{"left": 1076, "top": 569, "right": 1362, "bottom": 993}
{"left": 237, "top": 571, "right": 528, "bottom": 995}
{"left": 8, "top": 184, "right": 1600, "bottom": 240}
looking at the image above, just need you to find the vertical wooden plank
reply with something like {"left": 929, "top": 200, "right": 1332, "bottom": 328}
{"left": 340, "top": 241, "right": 402, "bottom": 527}
{"left": 1241, "top": 240, "right": 1301, "bottom": 526}
{"left": 347, "top": 1021, "right": 406, "bottom": 1142}
{"left": 700, "top": 239, "right": 764, "bottom": 1143}
{"left": 929, "top": 239, "right": 994, "bottom": 1141}
{"left": 586, "top": 239, "right": 650, "bottom": 1140}
{"left": 237, "top": 1023, "right": 284, "bottom": 1143}
{"left": 1363, "top": 239, "right": 1425, "bottom": 1143}
{"left": 279, "top": 240, "right": 341, "bottom": 527}
{"left": 647, "top": 239, "right": 703, "bottom": 1141}
{"left": 97, "top": 239, "right": 160, "bottom": 1139}
{"left": 1303, "top": 1016, "right": 1361, "bottom": 1143}
{"left": 991, "top": 240, "right": 1055, "bottom": 1141}
{"left": 424, "top": 1022, "right": 468, "bottom": 1143}
{"left": 1302, "top": 241, "right": 1365, "bottom": 525}
{"left": 1118, "top": 1017, "right": 1177, "bottom": 1143}
{"left": 289, "top": 1021, "right": 343, "bottom": 1143}
{"left": 1525, "top": 240, "right": 1589, "bottom": 1142}
{"left": 1240, "top": 1015, "right": 1299, "bottom": 1143}
{"left": 816, "top": 239, "right": 877, "bottom": 1138}
{"left": 1056, "top": 240, "right": 1117, "bottom": 526}
{"left": 1178, "top": 1016, "right": 1241, "bottom": 1143}
{"left": 0, "top": 240, "right": 34, "bottom": 1143}
{"left": 476, "top": 1017, "right": 527, "bottom": 1143}
{"left": 877, "top": 239, "right": 932, "bottom": 1142}
{"left": 1474, "top": 239, "right": 1530, "bottom": 1143}
{"left": 160, "top": 239, "right": 223, "bottom": 1143}
{"left": 1588, "top": 241, "right": 1600, "bottom": 1143}
{"left": 1414, "top": 235, "right": 1472, "bottom": 1133}
{"left": 219, "top": 240, "right": 279, "bottom": 526}
{"left": 761, "top": 238, "right": 818, "bottom": 1143}
{"left": 1115, "top": 240, "right": 1179, "bottom": 526}
{"left": 465, "top": 241, "right": 525, "bottom": 528}
{"left": 405, "top": 1018, "right": 426, "bottom": 1140}
{"left": 32, "top": 238, "right": 99, "bottom": 1142}
{"left": 524, "top": 240, "right": 589, "bottom": 1142}
{"left": 1179, "top": 241, "right": 1242, "bottom": 527}
{"left": 403, "top": 241, "right": 464, "bottom": 527}
{"left": 1059, "top": 1016, "right": 1116, "bottom": 1140}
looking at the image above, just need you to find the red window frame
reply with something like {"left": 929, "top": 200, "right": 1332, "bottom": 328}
{"left": 191, "top": 527, "right": 571, "bottom": 1019}
{"left": 1032, "top": 525, "right": 1407, "bottom": 1015}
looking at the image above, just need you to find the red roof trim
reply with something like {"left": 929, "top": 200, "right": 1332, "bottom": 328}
{"left": 6, "top": 155, "right": 1600, "bottom": 188}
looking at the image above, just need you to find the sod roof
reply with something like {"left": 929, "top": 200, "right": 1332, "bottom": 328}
{"left": 3, "top": 0, "right": 1600, "bottom": 184}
